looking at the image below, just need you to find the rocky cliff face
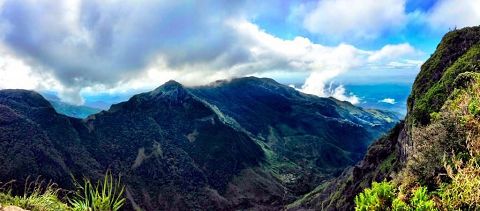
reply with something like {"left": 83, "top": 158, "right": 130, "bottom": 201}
{"left": 290, "top": 26, "right": 480, "bottom": 211}
{"left": 0, "top": 77, "right": 397, "bottom": 210}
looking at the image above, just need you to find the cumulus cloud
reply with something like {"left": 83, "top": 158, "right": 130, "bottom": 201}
{"left": 426, "top": 0, "right": 480, "bottom": 30}
{"left": 379, "top": 98, "right": 396, "bottom": 104}
{"left": 327, "top": 84, "right": 360, "bottom": 105}
{"left": 296, "top": 42, "right": 421, "bottom": 104}
{"left": 368, "top": 43, "right": 418, "bottom": 62}
{"left": 299, "top": 0, "right": 480, "bottom": 41}
{"left": 213, "top": 21, "right": 419, "bottom": 105}
{"left": 0, "top": 44, "right": 62, "bottom": 90}
{"left": 0, "top": 0, "right": 423, "bottom": 105}
{"left": 301, "top": 0, "right": 407, "bottom": 39}
{"left": 0, "top": 0, "right": 247, "bottom": 103}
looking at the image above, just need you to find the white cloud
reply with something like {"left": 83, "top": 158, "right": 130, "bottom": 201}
{"left": 227, "top": 21, "right": 420, "bottom": 104}
{"left": 0, "top": 18, "right": 422, "bottom": 105}
{"left": 427, "top": 0, "right": 480, "bottom": 30}
{"left": 0, "top": 1, "right": 423, "bottom": 105}
{"left": 368, "top": 43, "right": 418, "bottom": 62}
{"left": 329, "top": 84, "right": 360, "bottom": 104}
{"left": 0, "top": 45, "right": 62, "bottom": 91}
{"left": 379, "top": 98, "right": 396, "bottom": 104}
{"left": 302, "top": 0, "right": 407, "bottom": 39}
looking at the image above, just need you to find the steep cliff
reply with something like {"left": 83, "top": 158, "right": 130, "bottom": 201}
{"left": 290, "top": 26, "right": 480, "bottom": 210}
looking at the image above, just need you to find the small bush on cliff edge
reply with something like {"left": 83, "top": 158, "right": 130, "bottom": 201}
{"left": 354, "top": 181, "right": 436, "bottom": 211}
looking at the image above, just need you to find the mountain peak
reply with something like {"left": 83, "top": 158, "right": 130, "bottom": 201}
{"left": 163, "top": 79, "right": 182, "bottom": 87}
{"left": 150, "top": 80, "right": 186, "bottom": 96}
{"left": 154, "top": 80, "right": 183, "bottom": 91}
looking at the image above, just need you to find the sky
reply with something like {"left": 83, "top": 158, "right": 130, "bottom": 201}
{"left": 0, "top": 0, "right": 479, "bottom": 107}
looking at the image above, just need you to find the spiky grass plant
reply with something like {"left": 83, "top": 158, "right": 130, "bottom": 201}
{"left": 69, "top": 171, "right": 125, "bottom": 211}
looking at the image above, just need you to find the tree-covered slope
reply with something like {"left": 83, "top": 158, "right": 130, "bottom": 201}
{"left": 190, "top": 77, "right": 398, "bottom": 194}
{"left": 0, "top": 77, "right": 398, "bottom": 210}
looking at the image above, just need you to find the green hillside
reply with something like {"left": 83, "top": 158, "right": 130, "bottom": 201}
{"left": 290, "top": 26, "right": 480, "bottom": 210}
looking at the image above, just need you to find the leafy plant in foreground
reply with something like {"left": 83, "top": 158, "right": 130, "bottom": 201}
{"left": 70, "top": 171, "right": 125, "bottom": 211}
{"left": 354, "top": 181, "right": 395, "bottom": 211}
{"left": 355, "top": 181, "right": 436, "bottom": 211}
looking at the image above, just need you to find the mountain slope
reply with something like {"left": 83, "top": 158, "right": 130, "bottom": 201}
{"left": 0, "top": 78, "right": 398, "bottom": 210}
{"left": 290, "top": 26, "right": 480, "bottom": 210}
{"left": 190, "top": 77, "right": 398, "bottom": 193}
{"left": 86, "top": 81, "right": 269, "bottom": 209}
{"left": 0, "top": 90, "right": 101, "bottom": 188}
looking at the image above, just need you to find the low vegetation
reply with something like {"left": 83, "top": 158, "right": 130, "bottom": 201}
{"left": 354, "top": 181, "right": 435, "bottom": 211}
{"left": 409, "top": 27, "right": 480, "bottom": 125}
{"left": 355, "top": 72, "right": 480, "bottom": 210}
{"left": 290, "top": 27, "right": 480, "bottom": 211}
{"left": 0, "top": 172, "right": 125, "bottom": 211}
{"left": 0, "top": 179, "right": 70, "bottom": 211}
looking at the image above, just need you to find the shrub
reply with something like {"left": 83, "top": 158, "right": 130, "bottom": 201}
{"left": 439, "top": 159, "right": 480, "bottom": 210}
{"left": 354, "top": 181, "right": 395, "bottom": 211}
{"left": 392, "top": 198, "right": 409, "bottom": 211}
{"left": 407, "top": 112, "right": 467, "bottom": 187}
{"left": 468, "top": 98, "right": 480, "bottom": 116}
{"left": 355, "top": 181, "right": 437, "bottom": 211}
{"left": 410, "top": 187, "right": 435, "bottom": 211}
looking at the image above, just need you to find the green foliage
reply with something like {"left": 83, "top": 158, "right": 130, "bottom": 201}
{"left": 69, "top": 171, "right": 125, "bottom": 211}
{"left": 410, "top": 187, "right": 435, "bottom": 211}
{"left": 379, "top": 153, "right": 397, "bottom": 174}
{"left": 392, "top": 198, "right": 409, "bottom": 211}
{"left": 410, "top": 27, "right": 480, "bottom": 125}
{"left": 412, "top": 44, "right": 480, "bottom": 125}
{"left": 355, "top": 182, "right": 437, "bottom": 211}
{"left": 0, "top": 172, "right": 126, "bottom": 211}
{"left": 438, "top": 159, "right": 480, "bottom": 210}
{"left": 468, "top": 98, "right": 480, "bottom": 116}
{"left": 407, "top": 112, "right": 467, "bottom": 187}
{"left": 0, "top": 179, "right": 70, "bottom": 211}
{"left": 354, "top": 181, "right": 395, "bottom": 211}
{"left": 429, "top": 112, "right": 440, "bottom": 122}
{"left": 351, "top": 27, "right": 480, "bottom": 211}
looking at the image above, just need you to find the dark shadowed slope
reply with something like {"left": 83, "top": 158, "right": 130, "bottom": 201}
{"left": 189, "top": 77, "right": 398, "bottom": 193}
{"left": 0, "top": 77, "right": 398, "bottom": 210}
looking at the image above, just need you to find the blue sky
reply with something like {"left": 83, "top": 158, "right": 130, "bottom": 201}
{"left": 0, "top": 0, "right": 478, "bottom": 107}
{"left": 252, "top": 0, "right": 442, "bottom": 50}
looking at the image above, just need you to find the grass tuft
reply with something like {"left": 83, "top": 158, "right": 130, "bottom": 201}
{"left": 0, "top": 171, "right": 126, "bottom": 211}
{"left": 69, "top": 171, "right": 125, "bottom": 211}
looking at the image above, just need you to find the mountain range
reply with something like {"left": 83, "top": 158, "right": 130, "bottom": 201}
{"left": 1, "top": 23, "right": 479, "bottom": 211}
{"left": 41, "top": 93, "right": 102, "bottom": 119}
{"left": 0, "top": 76, "right": 398, "bottom": 210}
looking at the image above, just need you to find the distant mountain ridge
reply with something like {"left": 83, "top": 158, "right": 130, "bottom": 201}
{"left": 41, "top": 93, "right": 102, "bottom": 118}
{"left": 0, "top": 77, "right": 398, "bottom": 210}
